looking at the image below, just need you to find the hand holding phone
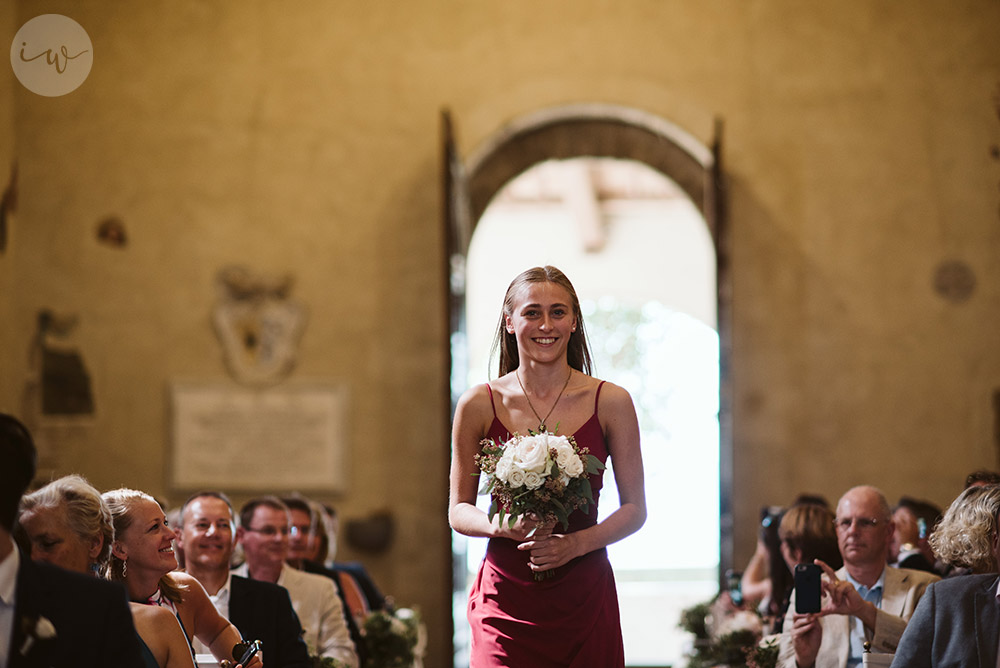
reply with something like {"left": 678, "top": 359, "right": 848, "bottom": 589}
{"left": 232, "top": 639, "right": 262, "bottom": 667}
{"left": 794, "top": 563, "right": 822, "bottom": 614}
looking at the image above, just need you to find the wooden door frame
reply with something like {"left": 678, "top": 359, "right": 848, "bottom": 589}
{"left": 442, "top": 103, "right": 732, "bottom": 660}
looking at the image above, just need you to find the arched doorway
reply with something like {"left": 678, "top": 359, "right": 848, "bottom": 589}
{"left": 442, "top": 104, "right": 731, "bottom": 666}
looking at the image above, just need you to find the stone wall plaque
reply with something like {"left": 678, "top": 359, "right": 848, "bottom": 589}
{"left": 170, "top": 381, "right": 348, "bottom": 492}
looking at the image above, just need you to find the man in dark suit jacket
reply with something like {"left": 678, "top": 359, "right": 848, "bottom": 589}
{"left": 889, "top": 573, "right": 999, "bottom": 667}
{"left": 176, "top": 491, "right": 311, "bottom": 668}
{"left": 228, "top": 574, "right": 311, "bottom": 668}
{"left": 1, "top": 412, "right": 144, "bottom": 668}
{"left": 9, "top": 558, "right": 145, "bottom": 668}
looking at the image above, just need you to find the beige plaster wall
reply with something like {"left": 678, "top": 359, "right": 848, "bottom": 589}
{"left": 2, "top": 1, "right": 999, "bottom": 664}
{"left": 0, "top": 2, "right": 15, "bottom": 413}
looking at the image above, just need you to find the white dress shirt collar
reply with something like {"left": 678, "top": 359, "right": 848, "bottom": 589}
{"left": 0, "top": 538, "right": 18, "bottom": 607}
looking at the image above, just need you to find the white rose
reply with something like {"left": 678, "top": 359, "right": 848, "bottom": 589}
{"left": 523, "top": 470, "right": 544, "bottom": 490}
{"left": 494, "top": 452, "right": 513, "bottom": 483}
{"left": 561, "top": 453, "right": 585, "bottom": 478}
{"left": 507, "top": 466, "right": 527, "bottom": 488}
{"left": 514, "top": 435, "right": 550, "bottom": 474}
{"left": 552, "top": 439, "right": 577, "bottom": 469}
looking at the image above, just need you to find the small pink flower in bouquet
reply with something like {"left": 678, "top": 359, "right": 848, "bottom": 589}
{"left": 476, "top": 430, "right": 605, "bottom": 578}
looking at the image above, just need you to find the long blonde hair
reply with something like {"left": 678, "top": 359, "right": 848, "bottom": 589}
{"left": 102, "top": 488, "right": 186, "bottom": 603}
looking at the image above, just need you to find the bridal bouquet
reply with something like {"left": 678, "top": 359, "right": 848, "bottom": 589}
{"left": 476, "top": 430, "right": 604, "bottom": 537}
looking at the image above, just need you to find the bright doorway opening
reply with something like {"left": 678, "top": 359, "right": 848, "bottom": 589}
{"left": 452, "top": 158, "right": 720, "bottom": 667}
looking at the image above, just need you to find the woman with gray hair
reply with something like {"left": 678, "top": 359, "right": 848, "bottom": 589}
{"left": 17, "top": 475, "right": 197, "bottom": 668}
{"left": 929, "top": 483, "right": 1000, "bottom": 574}
{"left": 18, "top": 474, "right": 113, "bottom": 574}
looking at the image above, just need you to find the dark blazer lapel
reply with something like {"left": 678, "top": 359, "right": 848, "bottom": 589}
{"left": 229, "top": 574, "right": 248, "bottom": 630}
{"left": 975, "top": 576, "right": 1000, "bottom": 668}
{"left": 11, "top": 557, "right": 56, "bottom": 668}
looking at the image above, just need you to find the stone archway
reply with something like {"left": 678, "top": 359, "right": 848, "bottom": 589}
{"left": 443, "top": 102, "right": 732, "bottom": 664}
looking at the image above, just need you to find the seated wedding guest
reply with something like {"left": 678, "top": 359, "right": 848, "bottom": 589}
{"left": 176, "top": 491, "right": 310, "bottom": 668}
{"left": 772, "top": 502, "right": 843, "bottom": 633}
{"left": 740, "top": 505, "right": 785, "bottom": 611}
{"left": 281, "top": 496, "right": 365, "bottom": 661}
{"left": 164, "top": 506, "right": 184, "bottom": 570}
{"left": 965, "top": 469, "right": 1000, "bottom": 489}
{"left": 0, "top": 413, "right": 145, "bottom": 667}
{"left": 741, "top": 496, "right": 830, "bottom": 620}
{"left": 888, "top": 497, "right": 939, "bottom": 574}
{"left": 778, "top": 485, "right": 939, "bottom": 668}
{"left": 316, "top": 502, "right": 388, "bottom": 613}
{"left": 17, "top": 475, "right": 194, "bottom": 668}
{"left": 283, "top": 497, "right": 377, "bottom": 613}
{"left": 234, "top": 496, "right": 358, "bottom": 667}
{"left": 17, "top": 475, "right": 113, "bottom": 575}
{"left": 889, "top": 484, "right": 1000, "bottom": 667}
{"left": 103, "top": 488, "right": 262, "bottom": 668}
{"left": 929, "top": 483, "right": 1000, "bottom": 575}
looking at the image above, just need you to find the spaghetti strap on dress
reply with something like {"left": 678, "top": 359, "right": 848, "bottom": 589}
{"left": 469, "top": 380, "right": 625, "bottom": 667}
{"left": 146, "top": 590, "right": 200, "bottom": 666}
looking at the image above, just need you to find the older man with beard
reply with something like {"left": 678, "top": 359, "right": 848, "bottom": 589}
{"left": 176, "top": 491, "right": 311, "bottom": 668}
{"left": 778, "top": 486, "right": 939, "bottom": 668}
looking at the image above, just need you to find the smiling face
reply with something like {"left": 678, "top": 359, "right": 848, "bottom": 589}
{"left": 178, "top": 496, "right": 234, "bottom": 573}
{"left": 19, "top": 503, "right": 101, "bottom": 574}
{"left": 113, "top": 498, "right": 178, "bottom": 577}
{"left": 504, "top": 281, "right": 578, "bottom": 366}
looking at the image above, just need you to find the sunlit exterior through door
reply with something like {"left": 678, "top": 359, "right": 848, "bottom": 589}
{"left": 452, "top": 158, "right": 720, "bottom": 667}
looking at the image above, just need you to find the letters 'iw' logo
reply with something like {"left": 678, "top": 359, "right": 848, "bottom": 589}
{"left": 10, "top": 14, "right": 93, "bottom": 97}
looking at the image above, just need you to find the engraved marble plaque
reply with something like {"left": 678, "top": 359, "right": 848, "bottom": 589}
{"left": 170, "top": 382, "right": 348, "bottom": 492}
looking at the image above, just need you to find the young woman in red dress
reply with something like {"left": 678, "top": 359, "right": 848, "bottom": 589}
{"left": 449, "top": 266, "right": 647, "bottom": 667}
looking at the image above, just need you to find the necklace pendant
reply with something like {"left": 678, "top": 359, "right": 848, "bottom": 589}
{"left": 538, "top": 423, "right": 545, "bottom": 432}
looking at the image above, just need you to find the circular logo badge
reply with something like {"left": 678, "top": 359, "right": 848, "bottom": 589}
{"left": 10, "top": 14, "right": 93, "bottom": 97}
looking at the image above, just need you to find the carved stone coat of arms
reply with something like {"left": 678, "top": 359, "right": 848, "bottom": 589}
{"left": 212, "top": 266, "right": 306, "bottom": 386}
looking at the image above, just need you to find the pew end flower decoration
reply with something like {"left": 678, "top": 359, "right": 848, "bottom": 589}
{"left": 476, "top": 430, "right": 605, "bottom": 542}
{"left": 361, "top": 607, "right": 424, "bottom": 668}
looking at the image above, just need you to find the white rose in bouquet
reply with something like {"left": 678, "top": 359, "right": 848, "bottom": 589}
{"left": 523, "top": 470, "right": 544, "bottom": 490}
{"left": 561, "top": 453, "right": 585, "bottom": 478}
{"left": 515, "top": 435, "right": 551, "bottom": 474}
{"left": 494, "top": 451, "right": 514, "bottom": 483}
{"left": 507, "top": 466, "right": 527, "bottom": 488}
{"left": 552, "top": 440, "right": 577, "bottom": 469}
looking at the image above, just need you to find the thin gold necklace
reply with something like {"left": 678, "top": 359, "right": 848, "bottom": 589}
{"left": 516, "top": 367, "right": 573, "bottom": 433}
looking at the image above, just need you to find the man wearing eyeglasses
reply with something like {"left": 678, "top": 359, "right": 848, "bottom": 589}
{"left": 777, "top": 486, "right": 939, "bottom": 668}
{"left": 234, "top": 497, "right": 358, "bottom": 668}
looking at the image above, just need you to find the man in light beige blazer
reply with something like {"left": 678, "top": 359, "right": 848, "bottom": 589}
{"left": 778, "top": 486, "right": 939, "bottom": 668}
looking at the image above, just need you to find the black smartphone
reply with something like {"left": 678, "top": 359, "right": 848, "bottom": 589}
{"left": 794, "top": 563, "right": 822, "bottom": 613}
{"left": 233, "top": 639, "right": 261, "bottom": 666}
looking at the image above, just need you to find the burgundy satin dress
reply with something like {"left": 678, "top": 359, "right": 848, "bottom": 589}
{"left": 468, "top": 381, "right": 625, "bottom": 668}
